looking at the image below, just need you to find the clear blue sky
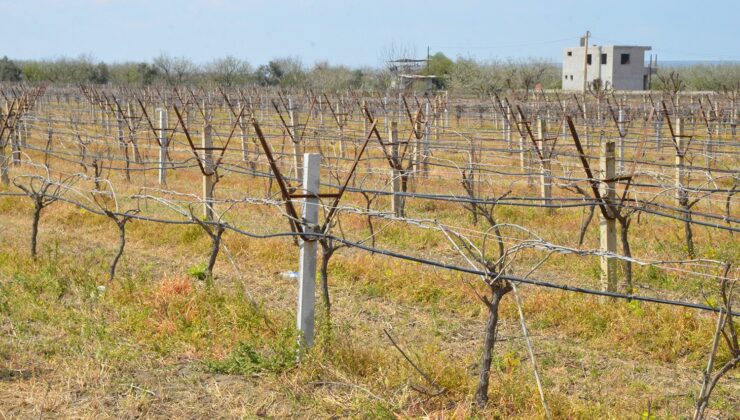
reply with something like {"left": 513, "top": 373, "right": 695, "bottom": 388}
{"left": 1, "top": 0, "right": 738, "bottom": 67}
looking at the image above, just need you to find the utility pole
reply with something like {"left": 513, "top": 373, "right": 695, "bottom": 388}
{"left": 582, "top": 31, "right": 591, "bottom": 94}
{"left": 427, "top": 45, "right": 431, "bottom": 73}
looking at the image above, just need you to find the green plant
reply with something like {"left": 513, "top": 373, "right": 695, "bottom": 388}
{"left": 186, "top": 262, "right": 209, "bottom": 281}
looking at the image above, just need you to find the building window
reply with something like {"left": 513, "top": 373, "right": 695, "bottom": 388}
{"left": 586, "top": 54, "right": 592, "bottom": 65}
{"left": 621, "top": 53, "right": 630, "bottom": 65}
{"left": 601, "top": 53, "right": 607, "bottom": 65}
{"left": 565, "top": 75, "right": 568, "bottom": 79}
{"left": 567, "top": 51, "right": 572, "bottom": 56}
{"left": 570, "top": 75, "right": 573, "bottom": 80}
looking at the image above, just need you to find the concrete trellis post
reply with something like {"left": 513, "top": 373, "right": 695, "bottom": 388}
{"left": 297, "top": 153, "right": 321, "bottom": 347}
{"left": 617, "top": 108, "right": 626, "bottom": 173}
{"left": 157, "top": 108, "right": 168, "bottom": 185}
{"left": 600, "top": 141, "right": 617, "bottom": 296}
{"left": 237, "top": 100, "right": 248, "bottom": 163}
{"left": 675, "top": 118, "right": 686, "bottom": 206}
{"left": 11, "top": 125, "right": 20, "bottom": 166}
{"left": 202, "top": 122, "right": 215, "bottom": 221}
{"left": 397, "top": 93, "right": 402, "bottom": 125}
{"left": 390, "top": 122, "right": 403, "bottom": 217}
{"left": 421, "top": 102, "right": 430, "bottom": 177}
{"left": 0, "top": 104, "right": 9, "bottom": 182}
{"left": 289, "top": 98, "right": 303, "bottom": 178}
{"left": 20, "top": 118, "right": 27, "bottom": 147}
{"left": 504, "top": 105, "right": 512, "bottom": 150}
{"left": 318, "top": 95, "right": 324, "bottom": 126}
{"left": 116, "top": 109, "right": 125, "bottom": 151}
{"left": 537, "top": 118, "right": 553, "bottom": 213}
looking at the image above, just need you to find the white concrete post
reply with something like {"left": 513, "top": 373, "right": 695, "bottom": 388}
{"left": 238, "top": 100, "right": 248, "bottom": 163}
{"left": 157, "top": 108, "right": 168, "bottom": 185}
{"left": 289, "top": 98, "right": 303, "bottom": 178}
{"left": 117, "top": 109, "right": 125, "bottom": 151}
{"left": 675, "top": 118, "right": 686, "bottom": 205}
{"left": 504, "top": 105, "right": 512, "bottom": 151}
{"left": 617, "top": 108, "right": 626, "bottom": 173}
{"left": 537, "top": 118, "right": 552, "bottom": 213}
{"left": 422, "top": 101, "right": 430, "bottom": 177}
{"left": 202, "top": 122, "right": 215, "bottom": 221}
{"left": 297, "top": 153, "right": 321, "bottom": 347}
{"left": 11, "top": 125, "right": 20, "bottom": 166}
{"left": 600, "top": 141, "right": 617, "bottom": 296}
{"left": 337, "top": 100, "right": 345, "bottom": 158}
{"left": 390, "top": 122, "right": 403, "bottom": 217}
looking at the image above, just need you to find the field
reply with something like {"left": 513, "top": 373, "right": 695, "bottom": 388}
{"left": 0, "top": 85, "right": 738, "bottom": 418}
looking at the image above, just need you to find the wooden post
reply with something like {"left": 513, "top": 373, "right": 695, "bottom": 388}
{"left": 157, "top": 108, "right": 168, "bottom": 185}
{"left": 297, "top": 153, "right": 321, "bottom": 347}
{"left": 390, "top": 122, "right": 403, "bottom": 217}
{"left": 202, "top": 121, "right": 215, "bottom": 221}
{"left": 600, "top": 141, "right": 617, "bottom": 296}
{"left": 537, "top": 118, "right": 552, "bottom": 213}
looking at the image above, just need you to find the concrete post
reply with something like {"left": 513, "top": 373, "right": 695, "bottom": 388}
{"left": 157, "top": 108, "right": 168, "bottom": 185}
{"left": 202, "top": 122, "right": 215, "bottom": 221}
{"left": 537, "top": 118, "right": 553, "bottom": 213}
{"left": 289, "top": 98, "right": 303, "bottom": 178}
{"left": 617, "top": 108, "right": 626, "bottom": 173}
{"left": 0, "top": 105, "right": 8, "bottom": 184}
{"left": 600, "top": 141, "right": 618, "bottom": 296}
{"left": 390, "top": 122, "right": 403, "bottom": 217}
{"left": 675, "top": 118, "right": 686, "bottom": 205}
{"left": 505, "top": 105, "right": 512, "bottom": 151}
{"left": 117, "top": 109, "right": 125, "bottom": 151}
{"left": 11, "top": 125, "right": 20, "bottom": 166}
{"left": 238, "top": 100, "right": 248, "bottom": 163}
{"left": 297, "top": 153, "right": 321, "bottom": 347}
{"left": 422, "top": 102, "right": 430, "bottom": 177}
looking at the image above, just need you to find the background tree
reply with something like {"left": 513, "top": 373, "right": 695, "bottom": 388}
{"left": 422, "top": 52, "right": 453, "bottom": 89}
{"left": 207, "top": 56, "right": 252, "bottom": 87}
{"left": 0, "top": 56, "right": 22, "bottom": 82}
{"left": 153, "top": 53, "right": 197, "bottom": 85}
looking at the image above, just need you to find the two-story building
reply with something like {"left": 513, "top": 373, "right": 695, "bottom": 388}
{"left": 562, "top": 44, "right": 654, "bottom": 91}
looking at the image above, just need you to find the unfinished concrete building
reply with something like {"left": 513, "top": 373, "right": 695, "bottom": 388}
{"left": 562, "top": 43, "right": 656, "bottom": 91}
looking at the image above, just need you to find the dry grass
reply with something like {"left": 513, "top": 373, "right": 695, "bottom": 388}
{"left": 0, "top": 97, "right": 738, "bottom": 418}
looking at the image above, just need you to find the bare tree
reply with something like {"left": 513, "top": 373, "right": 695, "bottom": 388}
{"left": 207, "top": 56, "right": 252, "bottom": 87}
{"left": 153, "top": 53, "right": 197, "bottom": 85}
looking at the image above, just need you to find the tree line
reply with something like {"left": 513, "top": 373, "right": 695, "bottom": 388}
{"left": 0, "top": 52, "right": 737, "bottom": 94}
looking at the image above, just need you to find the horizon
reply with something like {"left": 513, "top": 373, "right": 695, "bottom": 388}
{"left": 0, "top": 0, "right": 738, "bottom": 68}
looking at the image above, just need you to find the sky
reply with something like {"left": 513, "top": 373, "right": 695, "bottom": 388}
{"left": 0, "top": 0, "right": 738, "bottom": 67}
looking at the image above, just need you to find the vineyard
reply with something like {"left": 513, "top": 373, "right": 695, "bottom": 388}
{"left": 0, "top": 84, "right": 738, "bottom": 417}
